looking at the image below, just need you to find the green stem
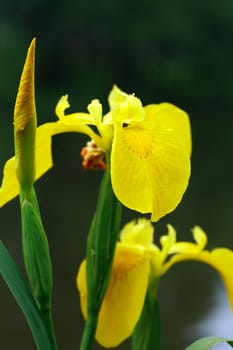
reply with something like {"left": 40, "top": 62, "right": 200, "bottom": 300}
{"left": 80, "top": 313, "right": 98, "bottom": 350}
{"left": 41, "top": 310, "right": 58, "bottom": 350}
{"left": 80, "top": 153, "right": 122, "bottom": 350}
{"left": 132, "top": 277, "right": 161, "bottom": 350}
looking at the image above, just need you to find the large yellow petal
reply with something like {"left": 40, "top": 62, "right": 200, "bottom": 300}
{"left": 0, "top": 120, "right": 100, "bottom": 207}
{"left": 77, "top": 244, "right": 150, "bottom": 348}
{"left": 144, "top": 103, "right": 192, "bottom": 156}
{"left": 111, "top": 103, "right": 191, "bottom": 221}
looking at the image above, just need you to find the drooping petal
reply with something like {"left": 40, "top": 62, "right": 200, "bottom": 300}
{"left": 0, "top": 120, "right": 101, "bottom": 207}
{"left": 36, "top": 120, "right": 103, "bottom": 176}
{"left": 77, "top": 244, "right": 150, "bottom": 348}
{"left": 111, "top": 103, "right": 191, "bottom": 221}
{"left": 162, "top": 227, "right": 233, "bottom": 310}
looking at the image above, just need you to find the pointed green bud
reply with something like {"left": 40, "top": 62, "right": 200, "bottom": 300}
{"left": 14, "top": 38, "right": 36, "bottom": 189}
{"left": 20, "top": 188, "right": 53, "bottom": 312}
{"left": 15, "top": 39, "right": 53, "bottom": 315}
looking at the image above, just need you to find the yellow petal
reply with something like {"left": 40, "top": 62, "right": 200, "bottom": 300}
{"left": 87, "top": 99, "right": 102, "bottom": 126}
{"left": 77, "top": 244, "right": 150, "bottom": 347}
{"left": 144, "top": 103, "right": 192, "bottom": 156}
{"left": 55, "top": 95, "right": 70, "bottom": 119}
{"left": 35, "top": 120, "right": 102, "bottom": 177}
{"left": 0, "top": 120, "right": 101, "bottom": 207}
{"left": 166, "top": 248, "right": 233, "bottom": 310}
{"left": 0, "top": 157, "right": 19, "bottom": 207}
{"left": 55, "top": 95, "right": 100, "bottom": 125}
{"left": 162, "top": 227, "right": 233, "bottom": 310}
{"left": 150, "top": 224, "right": 177, "bottom": 277}
{"left": 111, "top": 103, "right": 191, "bottom": 221}
{"left": 76, "top": 260, "right": 88, "bottom": 318}
{"left": 169, "top": 226, "right": 208, "bottom": 255}
{"left": 108, "top": 85, "right": 145, "bottom": 124}
{"left": 120, "top": 218, "right": 154, "bottom": 247}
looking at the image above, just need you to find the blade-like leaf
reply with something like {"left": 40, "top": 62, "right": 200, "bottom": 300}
{"left": 185, "top": 336, "right": 233, "bottom": 350}
{"left": 0, "top": 240, "right": 56, "bottom": 350}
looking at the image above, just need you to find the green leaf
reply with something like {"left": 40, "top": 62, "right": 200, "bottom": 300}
{"left": 0, "top": 240, "right": 57, "bottom": 350}
{"left": 185, "top": 336, "right": 233, "bottom": 349}
{"left": 86, "top": 167, "right": 122, "bottom": 310}
{"left": 132, "top": 280, "right": 161, "bottom": 350}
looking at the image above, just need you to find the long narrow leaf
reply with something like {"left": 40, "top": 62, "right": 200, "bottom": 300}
{"left": 185, "top": 336, "right": 233, "bottom": 350}
{"left": 0, "top": 240, "right": 56, "bottom": 350}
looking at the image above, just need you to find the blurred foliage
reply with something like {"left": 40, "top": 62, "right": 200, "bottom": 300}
{"left": 0, "top": 0, "right": 233, "bottom": 349}
{"left": 1, "top": 0, "right": 233, "bottom": 115}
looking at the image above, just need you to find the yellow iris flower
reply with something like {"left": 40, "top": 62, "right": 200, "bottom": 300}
{"left": 0, "top": 83, "right": 191, "bottom": 221}
{"left": 77, "top": 219, "right": 233, "bottom": 348}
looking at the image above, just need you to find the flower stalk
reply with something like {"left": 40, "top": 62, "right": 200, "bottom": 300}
{"left": 80, "top": 155, "right": 122, "bottom": 350}
{"left": 132, "top": 276, "right": 161, "bottom": 350}
{"left": 13, "top": 39, "right": 57, "bottom": 349}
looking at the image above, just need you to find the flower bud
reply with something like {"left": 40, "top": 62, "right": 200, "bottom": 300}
{"left": 14, "top": 38, "right": 37, "bottom": 189}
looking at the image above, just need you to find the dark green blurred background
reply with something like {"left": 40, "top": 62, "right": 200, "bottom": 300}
{"left": 1, "top": 0, "right": 233, "bottom": 349}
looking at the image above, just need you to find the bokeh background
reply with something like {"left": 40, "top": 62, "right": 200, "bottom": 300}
{"left": 1, "top": 0, "right": 233, "bottom": 349}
